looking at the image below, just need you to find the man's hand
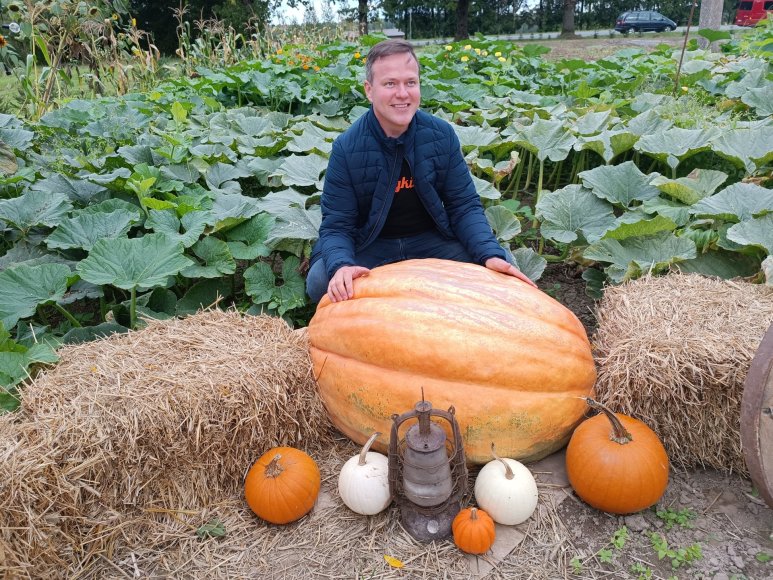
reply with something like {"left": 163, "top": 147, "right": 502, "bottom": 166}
{"left": 485, "top": 257, "right": 538, "bottom": 288}
{"left": 328, "top": 265, "right": 371, "bottom": 302}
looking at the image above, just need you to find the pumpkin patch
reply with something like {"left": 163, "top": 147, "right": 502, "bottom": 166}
{"left": 308, "top": 258, "right": 597, "bottom": 464}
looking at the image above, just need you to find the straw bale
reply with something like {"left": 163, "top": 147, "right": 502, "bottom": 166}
{"left": 591, "top": 273, "right": 773, "bottom": 474}
{"left": 0, "top": 310, "right": 335, "bottom": 577}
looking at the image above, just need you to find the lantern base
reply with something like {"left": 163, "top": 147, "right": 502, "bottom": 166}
{"left": 400, "top": 501, "right": 461, "bottom": 543}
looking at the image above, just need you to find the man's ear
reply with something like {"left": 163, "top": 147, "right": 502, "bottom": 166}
{"left": 364, "top": 81, "right": 372, "bottom": 102}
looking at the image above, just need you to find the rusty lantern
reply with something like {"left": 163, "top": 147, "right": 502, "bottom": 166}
{"left": 388, "top": 396, "right": 467, "bottom": 542}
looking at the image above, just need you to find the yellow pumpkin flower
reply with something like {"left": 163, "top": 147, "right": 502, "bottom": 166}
{"left": 474, "top": 48, "right": 481, "bottom": 55}
{"left": 313, "top": 65, "right": 320, "bottom": 71}
{"left": 461, "top": 55, "right": 469, "bottom": 62}
{"left": 498, "top": 56, "right": 506, "bottom": 62}
{"left": 445, "top": 44, "right": 453, "bottom": 51}
{"left": 681, "top": 86, "right": 689, "bottom": 92}
{"left": 481, "top": 50, "right": 488, "bottom": 56}
{"left": 131, "top": 17, "right": 136, "bottom": 27}
{"left": 495, "top": 51, "right": 502, "bottom": 57}
{"left": 277, "top": 48, "right": 283, "bottom": 55}
{"left": 463, "top": 44, "right": 471, "bottom": 50}
{"left": 354, "top": 51, "right": 361, "bottom": 59}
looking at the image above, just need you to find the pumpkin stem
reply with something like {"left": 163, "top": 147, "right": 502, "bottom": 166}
{"left": 585, "top": 397, "right": 633, "bottom": 445}
{"left": 490, "top": 442, "right": 515, "bottom": 480}
{"left": 358, "top": 432, "right": 381, "bottom": 466}
{"left": 265, "top": 453, "right": 284, "bottom": 478}
{"left": 470, "top": 507, "right": 479, "bottom": 520}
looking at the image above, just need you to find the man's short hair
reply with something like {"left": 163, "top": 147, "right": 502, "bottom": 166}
{"left": 365, "top": 39, "right": 419, "bottom": 83}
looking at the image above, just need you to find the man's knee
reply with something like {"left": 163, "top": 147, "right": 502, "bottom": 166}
{"left": 306, "top": 259, "right": 329, "bottom": 303}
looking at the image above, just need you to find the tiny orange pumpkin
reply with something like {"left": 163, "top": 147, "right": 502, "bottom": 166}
{"left": 452, "top": 507, "right": 496, "bottom": 555}
{"left": 244, "top": 447, "right": 321, "bottom": 524}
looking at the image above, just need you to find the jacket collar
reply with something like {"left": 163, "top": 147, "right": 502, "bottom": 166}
{"left": 365, "top": 106, "right": 418, "bottom": 153}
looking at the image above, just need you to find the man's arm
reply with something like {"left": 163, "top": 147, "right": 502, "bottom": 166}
{"left": 440, "top": 129, "right": 508, "bottom": 263}
{"left": 318, "top": 140, "right": 360, "bottom": 279}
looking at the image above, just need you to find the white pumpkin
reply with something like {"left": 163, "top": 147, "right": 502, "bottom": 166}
{"left": 474, "top": 443, "right": 539, "bottom": 525}
{"left": 338, "top": 432, "right": 392, "bottom": 515}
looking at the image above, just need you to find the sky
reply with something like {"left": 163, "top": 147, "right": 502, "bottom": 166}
{"left": 271, "top": 0, "right": 356, "bottom": 24}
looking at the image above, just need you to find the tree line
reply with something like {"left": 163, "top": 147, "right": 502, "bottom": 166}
{"left": 130, "top": 0, "right": 738, "bottom": 55}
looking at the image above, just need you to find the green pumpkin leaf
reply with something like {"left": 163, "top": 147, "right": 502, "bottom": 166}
{"left": 583, "top": 232, "right": 697, "bottom": 284}
{"left": 181, "top": 237, "right": 236, "bottom": 279}
{"left": 579, "top": 161, "right": 660, "bottom": 207}
{"left": 711, "top": 126, "right": 773, "bottom": 174}
{"left": 46, "top": 210, "right": 139, "bottom": 251}
{"left": 31, "top": 174, "right": 109, "bottom": 206}
{"left": 727, "top": 214, "right": 773, "bottom": 254}
{"left": 508, "top": 118, "right": 576, "bottom": 163}
{"left": 603, "top": 211, "right": 677, "bottom": 241}
{"left": 650, "top": 170, "right": 727, "bottom": 205}
{"left": 145, "top": 209, "right": 208, "bottom": 248}
{"left": 691, "top": 183, "right": 773, "bottom": 222}
{"left": 225, "top": 213, "right": 274, "bottom": 260}
{"left": 277, "top": 153, "right": 328, "bottom": 189}
{"left": 537, "top": 184, "right": 616, "bottom": 244}
{"left": 636, "top": 127, "right": 718, "bottom": 172}
{"left": 509, "top": 246, "right": 546, "bottom": 281}
{"left": 486, "top": 205, "right": 522, "bottom": 242}
{"left": 0, "top": 263, "right": 72, "bottom": 330}
{"left": 0, "top": 190, "right": 72, "bottom": 233}
{"left": 244, "top": 256, "right": 306, "bottom": 315}
{"left": 77, "top": 234, "right": 193, "bottom": 291}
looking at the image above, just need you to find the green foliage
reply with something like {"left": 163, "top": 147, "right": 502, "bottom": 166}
{"left": 196, "top": 518, "right": 226, "bottom": 538}
{"left": 649, "top": 532, "right": 703, "bottom": 569}
{"left": 630, "top": 562, "right": 653, "bottom": 579}
{"left": 655, "top": 507, "right": 697, "bottom": 530}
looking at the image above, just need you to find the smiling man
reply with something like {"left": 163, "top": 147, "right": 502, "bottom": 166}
{"left": 306, "top": 39, "right": 536, "bottom": 303}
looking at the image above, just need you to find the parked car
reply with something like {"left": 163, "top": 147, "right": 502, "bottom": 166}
{"left": 734, "top": 0, "right": 773, "bottom": 26}
{"left": 614, "top": 11, "right": 677, "bottom": 33}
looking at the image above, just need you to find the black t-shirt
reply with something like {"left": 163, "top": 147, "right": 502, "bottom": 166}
{"left": 379, "top": 158, "right": 436, "bottom": 239}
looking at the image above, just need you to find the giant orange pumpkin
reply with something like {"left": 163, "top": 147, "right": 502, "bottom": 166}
{"left": 308, "top": 258, "right": 597, "bottom": 464}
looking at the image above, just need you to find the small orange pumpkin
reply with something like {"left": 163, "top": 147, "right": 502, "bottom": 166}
{"left": 565, "top": 398, "right": 669, "bottom": 515}
{"left": 452, "top": 507, "right": 496, "bottom": 555}
{"left": 244, "top": 447, "right": 321, "bottom": 524}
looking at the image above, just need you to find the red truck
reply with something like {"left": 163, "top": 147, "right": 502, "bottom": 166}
{"left": 734, "top": 0, "right": 773, "bottom": 26}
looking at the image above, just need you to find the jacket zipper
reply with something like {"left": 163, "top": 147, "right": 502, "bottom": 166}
{"left": 362, "top": 144, "right": 402, "bottom": 247}
{"left": 409, "top": 156, "right": 444, "bottom": 232}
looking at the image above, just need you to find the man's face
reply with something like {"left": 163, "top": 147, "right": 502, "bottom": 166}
{"left": 364, "top": 52, "right": 420, "bottom": 138}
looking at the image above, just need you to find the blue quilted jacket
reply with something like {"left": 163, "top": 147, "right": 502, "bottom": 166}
{"left": 311, "top": 107, "right": 506, "bottom": 278}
